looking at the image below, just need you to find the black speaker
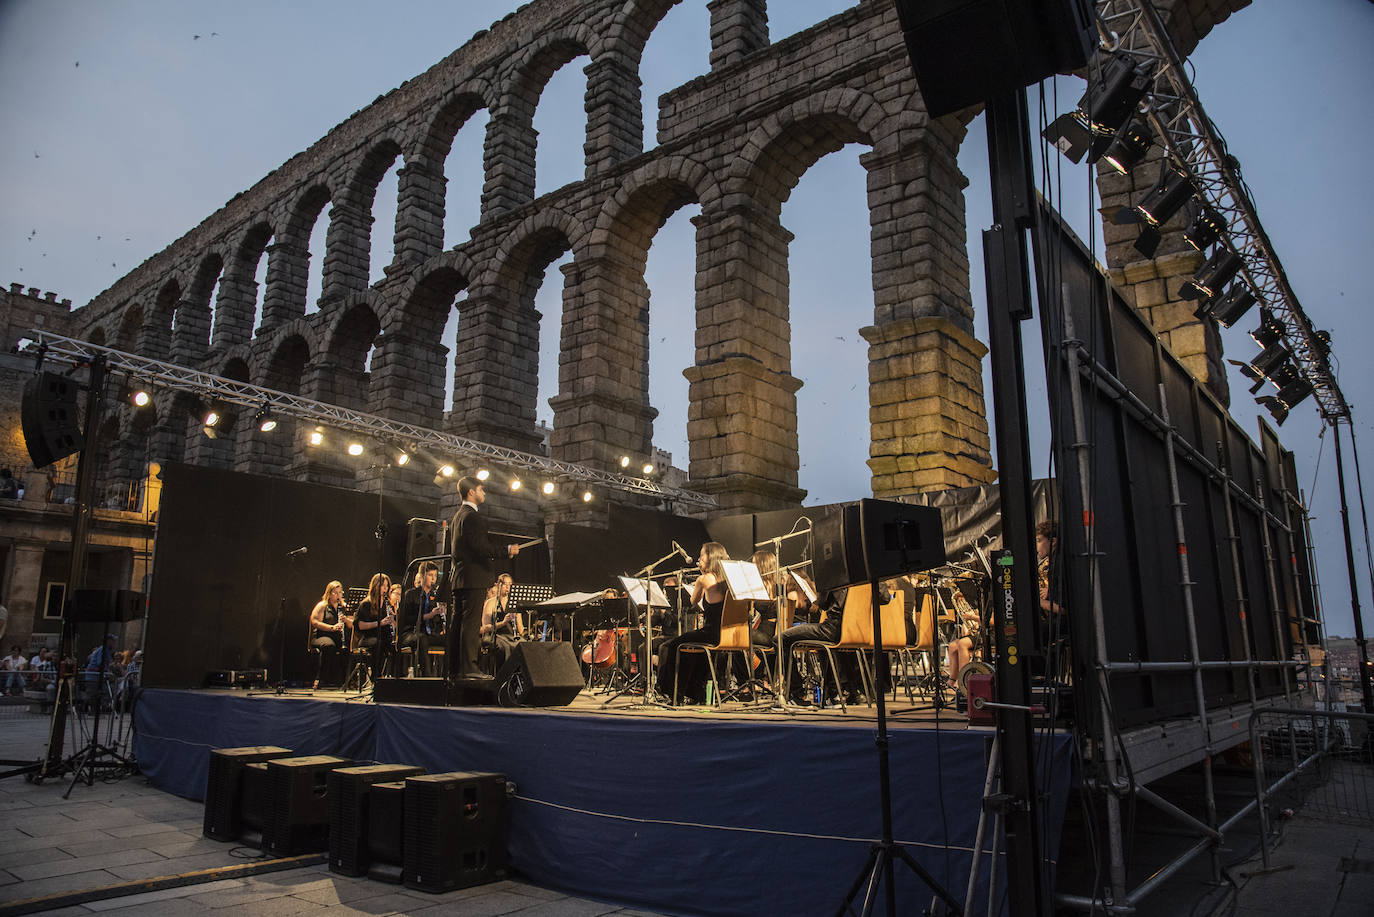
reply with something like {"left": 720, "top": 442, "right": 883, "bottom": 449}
{"left": 406, "top": 518, "right": 441, "bottom": 565}
{"left": 366, "top": 781, "right": 408, "bottom": 882}
{"left": 404, "top": 772, "right": 508, "bottom": 893}
{"left": 893, "top": 0, "right": 1095, "bottom": 117}
{"left": 812, "top": 499, "right": 946, "bottom": 596}
{"left": 373, "top": 677, "right": 448, "bottom": 706}
{"left": 494, "top": 642, "right": 583, "bottom": 707}
{"left": 71, "top": 588, "right": 144, "bottom": 623}
{"left": 328, "top": 764, "right": 426, "bottom": 877}
{"left": 203, "top": 746, "right": 292, "bottom": 841}
{"left": 263, "top": 755, "right": 353, "bottom": 855}
{"left": 21, "top": 371, "right": 85, "bottom": 467}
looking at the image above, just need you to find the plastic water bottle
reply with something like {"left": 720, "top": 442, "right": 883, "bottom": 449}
{"left": 813, "top": 685, "right": 823, "bottom": 707}
{"left": 705, "top": 680, "right": 716, "bottom": 706}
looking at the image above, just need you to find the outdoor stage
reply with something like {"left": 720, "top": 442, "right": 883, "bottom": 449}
{"left": 133, "top": 686, "right": 1075, "bottom": 916}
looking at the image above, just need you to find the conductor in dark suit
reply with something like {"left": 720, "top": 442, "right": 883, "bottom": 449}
{"left": 449, "top": 476, "right": 519, "bottom": 679}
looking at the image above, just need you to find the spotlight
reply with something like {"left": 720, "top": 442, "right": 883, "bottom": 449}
{"left": 1180, "top": 249, "right": 1243, "bottom": 305}
{"left": 1229, "top": 342, "right": 1290, "bottom": 394}
{"left": 1209, "top": 284, "right": 1257, "bottom": 328}
{"left": 438, "top": 464, "right": 455, "bottom": 478}
{"left": 642, "top": 462, "right": 655, "bottom": 476}
{"left": 395, "top": 451, "right": 409, "bottom": 466}
{"left": 347, "top": 442, "right": 364, "bottom": 456}
{"left": 309, "top": 428, "right": 324, "bottom": 446}
{"left": 510, "top": 478, "right": 522, "bottom": 491}
{"left": 125, "top": 386, "right": 152, "bottom": 408}
{"left": 582, "top": 490, "right": 593, "bottom": 503}
{"left": 203, "top": 407, "right": 222, "bottom": 428}
{"left": 1256, "top": 395, "right": 1289, "bottom": 426}
{"left": 619, "top": 455, "right": 631, "bottom": 469}
{"left": 200, "top": 401, "right": 235, "bottom": 437}
{"left": 1113, "top": 160, "right": 1196, "bottom": 257}
{"left": 541, "top": 481, "right": 555, "bottom": 496}
{"left": 476, "top": 468, "right": 490, "bottom": 481}
{"left": 1249, "top": 313, "right": 1284, "bottom": 350}
{"left": 252, "top": 403, "right": 277, "bottom": 432}
{"left": 1042, "top": 52, "right": 1153, "bottom": 164}
{"left": 1182, "top": 205, "right": 1226, "bottom": 252}
{"left": 1100, "top": 117, "right": 1154, "bottom": 175}
{"left": 1257, "top": 376, "right": 1312, "bottom": 425}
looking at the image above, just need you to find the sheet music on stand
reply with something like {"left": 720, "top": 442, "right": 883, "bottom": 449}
{"left": 344, "top": 586, "right": 370, "bottom": 607}
{"left": 507, "top": 583, "right": 554, "bottom": 610}
{"left": 787, "top": 569, "right": 817, "bottom": 605}
{"left": 617, "top": 576, "right": 671, "bottom": 608}
{"left": 718, "top": 560, "right": 770, "bottom": 601}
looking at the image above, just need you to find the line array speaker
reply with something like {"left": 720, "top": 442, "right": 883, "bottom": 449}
{"left": 202, "top": 745, "right": 292, "bottom": 841}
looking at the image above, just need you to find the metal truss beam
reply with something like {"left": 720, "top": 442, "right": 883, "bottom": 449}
{"left": 1094, "top": 0, "right": 1349, "bottom": 422}
{"left": 27, "top": 330, "right": 718, "bottom": 511}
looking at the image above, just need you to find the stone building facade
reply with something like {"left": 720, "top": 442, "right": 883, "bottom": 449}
{"left": 2, "top": 1, "right": 1251, "bottom": 649}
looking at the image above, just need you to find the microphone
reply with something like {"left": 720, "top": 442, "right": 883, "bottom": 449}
{"left": 671, "top": 540, "right": 693, "bottom": 563}
{"left": 286, "top": 546, "right": 308, "bottom": 557}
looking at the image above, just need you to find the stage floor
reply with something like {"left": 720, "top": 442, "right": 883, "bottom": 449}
{"left": 134, "top": 685, "right": 1073, "bottom": 916}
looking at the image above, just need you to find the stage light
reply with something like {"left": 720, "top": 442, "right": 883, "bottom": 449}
{"left": 1230, "top": 342, "right": 1291, "bottom": 394}
{"left": 541, "top": 481, "right": 555, "bottom": 496}
{"left": 1209, "top": 284, "right": 1257, "bottom": 328}
{"left": 309, "top": 428, "right": 324, "bottom": 446}
{"left": 1249, "top": 313, "right": 1285, "bottom": 350}
{"left": 618, "top": 455, "right": 631, "bottom": 469}
{"left": 1042, "top": 52, "right": 1152, "bottom": 164}
{"left": 582, "top": 490, "right": 593, "bottom": 503}
{"left": 1180, "top": 249, "right": 1243, "bottom": 305}
{"left": 347, "top": 442, "right": 364, "bottom": 456}
{"left": 438, "top": 464, "right": 455, "bottom": 478}
{"left": 1100, "top": 117, "right": 1154, "bottom": 175}
{"left": 642, "top": 462, "right": 655, "bottom": 476}
{"left": 1256, "top": 395, "right": 1289, "bottom": 426}
{"left": 125, "top": 386, "right": 152, "bottom": 409}
{"left": 1113, "top": 160, "right": 1196, "bottom": 257}
{"left": 204, "top": 407, "right": 222, "bottom": 427}
{"left": 509, "top": 478, "right": 522, "bottom": 491}
{"left": 252, "top": 403, "right": 277, "bottom": 433}
{"left": 1182, "top": 205, "right": 1226, "bottom": 252}
{"left": 1257, "top": 376, "right": 1312, "bottom": 425}
{"left": 395, "top": 451, "right": 409, "bottom": 466}
{"left": 476, "top": 468, "right": 490, "bottom": 481}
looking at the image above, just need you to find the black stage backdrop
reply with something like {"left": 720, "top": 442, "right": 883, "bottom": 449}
{"left": 144, "top": 463, "right": 434, "bottom": 688}
{"left": 550, "top": 504, "right": 710, "bottom": 593}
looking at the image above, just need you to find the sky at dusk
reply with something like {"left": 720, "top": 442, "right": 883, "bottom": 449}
{"left": 1, "top": 1, "right": 1371, "bottom": 637}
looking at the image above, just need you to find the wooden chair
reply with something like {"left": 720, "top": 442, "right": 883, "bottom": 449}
{"left": 860, "top": 590, "right": 914, "bottom": 704}
{"left": 673, "top": 598, "right": 753, "bottom": 707}
{"left": 783, "top": 585, "right": 881, "bottom": 713}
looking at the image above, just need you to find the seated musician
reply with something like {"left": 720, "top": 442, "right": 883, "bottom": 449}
{"left": 308, "top": 580, "right": 352, "bottom": 688}
{"left": 945, "top": 581, "right": 983, "bottom": 692}
{"left": 780, "top": 582, "right": 889, "bottom": 705}
{"left": 655, "top": 542, "right": 728, "bottom": 703}
{"left": 351, "top": 573, "right": 394, "bottom": 678}
{"left": 480, "top": 573, "right": 522, "bottom": 672}
{"left": 399, "top": 561, "right": 446, "bottom": 676}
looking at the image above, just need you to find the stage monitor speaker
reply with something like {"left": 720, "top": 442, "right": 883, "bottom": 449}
{"left": 263, "top": 755, "right": 353, "bottom": 856}
{"left": 404, "top": 772, "right": 508, "bottom": 893}
{"left": 893, "top": 0, "right": 1095, "bottom": 117}
{"left": 20, "top": 371, "right": 85, "bottom": 468}
{"left": 811, "top": 499, "right": 945, "bottom": 597}
{"left": 203, "top": 745, "right": 292, "bottom": 841}
{"left": 494, "top": 642, "right": 583, "bottom": 707}
{"left": 328, "top": 764, "right": 426, "bottom": 877}
{"left": 366, "top": 781, "right": 407, "bottom": 883}
{"left": 406, "top": 518, "right": 441, "bottom": 565}
{"left": 70, "top": 588, "right": 143, "bottom": 623}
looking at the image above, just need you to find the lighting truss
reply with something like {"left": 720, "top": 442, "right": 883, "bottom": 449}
{"left": 1093, "top": 0, "right": 1349, "bottom": 422}
{"left": 27, "top": 330, "right": 718, "bottom": 511}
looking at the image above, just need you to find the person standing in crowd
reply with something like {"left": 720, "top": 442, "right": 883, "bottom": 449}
{"left": 308, "top": 580, "right": 351, "bottom": 688}
{"left": 400, "top": 561, "right": 446, "bottom": 675}
{"left": 450, "top": 476, "right": 519, "bottom": 680}
{"left": 0, "top": 469, "right": 19, "bottom": 500}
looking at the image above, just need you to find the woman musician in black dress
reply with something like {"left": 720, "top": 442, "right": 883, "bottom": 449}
{"left": 308, "top": 580, "right": 352, "bottom": 688}
{"left": 352, "top": 573, "right": 397, "bottom": 678}
{"left": 655, "top": 542, "right": 729, "bottom": 703}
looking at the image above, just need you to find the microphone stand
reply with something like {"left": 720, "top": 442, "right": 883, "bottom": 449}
{"left": 602, "top": 548, "right": 678, "bottom": 708}
{"left": 754, "top": 524, "right": 813, "bottom": 708}
{"left": 249, "top": 549, "right": 312, "bottom": 697}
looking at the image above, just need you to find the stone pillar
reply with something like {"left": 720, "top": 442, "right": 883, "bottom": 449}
{"left": 394, "top": 164, "right": 447, "bottom": 265}
{"left": 320, "top": 200, "right": 373, "bottom": 305}
{"left": 366, "top": 330, "right": 449, "bottom": 427}
{"left": 450, "top": 292, "right": 544, "bottom": 454}
{"left": 687, "top": 202, "right": 805, "bottom": 510}
{"left": 4, "top": 543, "right": 47, "bottom": 647}
{"left": 1096, "top": 151, "right": 1226, "bottom": 403}
{"left": 212, "top": 273, "right": 258, "bottom": 350}
{"left": 860, "top": 137, "right": 994, "bottom": 496}
{"left": 260, "top": 239, "right": 309, "bottom": 330}
{"left": 481, "top": 110, "right": 537, "bottom": 221}
{"left": 708, "top": 0, "right": 768, "bottom": 71}
{"left": 584, "top": 54, "right": 642, "bottom": 176}
{"left": 549, "top": 257, "right": 657, "bottom": 470}
{"left": 170, "top": 297, "right": 209, "bottom": 365}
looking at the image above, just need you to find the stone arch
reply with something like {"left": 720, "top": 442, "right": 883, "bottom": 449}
{"left": 590, "top": 0, "right": 686, "bottom": 166}
{"left": 415, "top": 81, "right": 496, "bottom": 167}
{"left": 326, "top": 300, "right": 383, "bottom": 377}
{"left": 487, "top": 206, "right": 588, "bottom": 307}
{"left": 172, "top": 251, "right": 224, "bottom": 360}
{"left": 87, "top": 325, "right": 107, "bottom": 348}
{"left": 216, "top": 218, "right": 275, "bottom": 347}
{"left": 394, "top": 250, "right": 478, "bottom": 340}
{"left": 483, "top": 30, "right": 594, "bottom": 215}
{"left": 115, "top": 304, "right": 142, "bottom": 351}
{"left": 261, "top": 183, "right": 332, "bottom": 325}
{"left": 592, "top": 155, "right": 720, "bottom": 253}
{"left": 144, "top": 278, "right": 182, "bottom": 360}
{"left": 730, "top": 87, "right": 886, "bottom": 218}
{"left": 262, "top": 334, "right": 311, "bottom": 395}
{"left": 323, "top": 136, "right": 407, "bottom": 299}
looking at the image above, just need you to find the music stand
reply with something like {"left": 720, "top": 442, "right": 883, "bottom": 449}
{"left": 64, "top": 590, "right": 140, "bottom": 798}
{"left": 599, "top": 560, "right": 674, "bottom": 708}
{"left": 507, "top": 583, "right": 554, "bottom": 638}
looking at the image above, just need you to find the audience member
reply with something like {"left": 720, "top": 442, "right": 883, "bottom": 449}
{"left": 2, "top": 644, "right": 27, "bottom": 695}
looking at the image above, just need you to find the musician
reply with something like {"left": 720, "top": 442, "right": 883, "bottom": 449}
{"left": 450, "top": 476, "right": 520, "bottom": 680}
{"left": 308, "top": 580, "right": 352, "bottom": 689}
{"left": 945, "top": 579, "right": 984, "bottom": 692}
{"left": 1037, "top": 520, "right": 1068, "bottom": 673}
{"left": 780, "top": 583, "right": 886, "bottom": 705}
{"left": 399, "top": 561, "right": 446, "bottom": 676}
{"left": 352, "top": 573, "right": 396, "bottom": 678}
{"left": 655, "top": 542, "right": 728, "bottom": 703}
{"left": 480, "top": 573, "right": 522, "bottom": 672}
